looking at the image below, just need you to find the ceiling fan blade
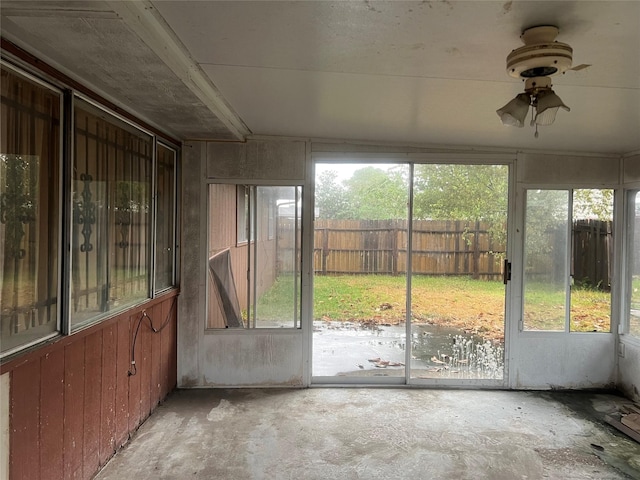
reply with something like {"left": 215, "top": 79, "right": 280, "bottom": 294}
{"left": 569, "top": 64, "right": 592, "bottom": 71}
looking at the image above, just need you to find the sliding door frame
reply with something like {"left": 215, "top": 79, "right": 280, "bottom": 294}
{"left": 308, "top": 153, "right": 516, "bottom": 387}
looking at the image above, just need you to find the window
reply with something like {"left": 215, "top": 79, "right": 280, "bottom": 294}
{"left": 628, "top": 191, "right": 640, "bottom": 337}
{"left": 1, "top": 60, "right": 180, "bottom": 356}
{"left": 155, "top": 143, "right": 177, "bottom": 292}
{"left": 209, "top": 184, "right": 302, "bottom": 328}
{"left": 523, "top": 189, "right": 613, "bottom": 332}
{"left": 1, "top": 64, "right": 62, "bottom": 355}
{"left": 71, "top": 99, "right": 153, "bottom": 329}
{"left": 236, "top": 185, "right": 255, "bottom": 244}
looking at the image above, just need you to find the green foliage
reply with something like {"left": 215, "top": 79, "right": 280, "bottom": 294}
{"left": 412, "top": 164, "right": 508, "bottom": 223}
{"left": 315, "top": 169, "right": 353, "bottom": 219}
{"left": 342, "top": 166, "right": 408, "bottom": 220}
{"left": 315, "top": 166, "right": 408, "bottom": 220}
{"left": 573, "top": 189, "right": 613, "bottom": 220}
{"left": 413, "top": 164, "right": 509, "bottom": 249}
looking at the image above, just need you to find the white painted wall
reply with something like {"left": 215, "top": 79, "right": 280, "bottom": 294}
{"left": 510, "top": 334, "right": 616, "bottom": 389}
{"left": 0, "top": 373, "right": 9, "bottom": 480}
{"left": 200, "top": 331, "right": 304, "bottom": 386}
{"left": 619, "top": 338, "right": 640, "bottom": 402}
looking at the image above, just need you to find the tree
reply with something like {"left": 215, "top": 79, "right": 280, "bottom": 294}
{"left": 413, "top": 164, "right": 509, "bottom": 249}
{"left": 413, "top": 164, "right": 508, "bottom": 222}
{"left": 314, "top": 169, "right": 353, "bottom": 219}
{"left": 343, "top": 166, "right": 408, "bottom": 220}
{"left": 573, "top": 189, "right": 613, "bottom": 220}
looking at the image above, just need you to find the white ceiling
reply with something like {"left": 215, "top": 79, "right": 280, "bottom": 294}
{"left": 2, "top": 1, "right": 639, "bottom": 154}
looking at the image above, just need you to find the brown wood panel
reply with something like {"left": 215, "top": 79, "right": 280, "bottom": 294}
{"left": 150, "top": 303, "right": 163, "bottom": 408}
{"left": 168, "top": 300, "right": 178, "bottom": 391}
{"left": 99, "top": 323, "right": 117, "bottom": 466}
{"left": 39, "top": 348, "right": 65, "bottom": 480}
{"left": 11, "top": 360, "right": 41, "bottom": 480}
{"left": 128, "top": 313, "right": 142, "bottom": 432}
{"left": 139, "top": 311, "right": 152, "bottom": 421}
{"left": 160, "top": 300, "right": 172, "bottom": 399}
{"left": 5, "top": 291, "right": 178, "bottom": 480}
{"left": 63, "top": 339, "right": 85, "bottom": 479}
{"left": 114, "top": 315, "right": 130, "bottom": 448}
{"left": 82, "top": 331, "right": 103, "bottom": 478}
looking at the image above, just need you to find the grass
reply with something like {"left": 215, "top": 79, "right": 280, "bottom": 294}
{"left": 252, "top": 275, "right": 299, "bottom": 323}
{"left": 314, "top": 275, "right": 507, "bottom": 339}
{"left": 252, "top": 274, "right": 612, "bottom": 338}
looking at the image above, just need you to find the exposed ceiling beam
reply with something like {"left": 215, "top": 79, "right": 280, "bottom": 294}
{"left": 108, "top": 0, "right": 250, "bottom": 141}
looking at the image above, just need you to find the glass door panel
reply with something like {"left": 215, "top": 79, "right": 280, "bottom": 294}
{"left": 409, "top": 164, "right": 508, "bottom": 381}
{"left": 312, "top": 163, "right": 409, "bottom": 380}
{"left": 523, "top": 190, "right": 569, "bottom": 331}
{"left": 207, "top": 185, "right": 301, "bottom": 329}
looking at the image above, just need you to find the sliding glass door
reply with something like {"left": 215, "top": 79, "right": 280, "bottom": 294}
{"left": 409, "top": 164, "right": 508, "bottom": 382}
{"left": 312, "top": 163, "right": 410, "bottom": 381}
{"left": 312, "top": 161, "right": 510, "bottom": 384}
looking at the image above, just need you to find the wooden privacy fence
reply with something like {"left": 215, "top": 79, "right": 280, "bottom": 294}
{"left": 572, "top": 219, "right": 613, "bottom": 290}
{"left": 276, "top": 218, "right": 613, "bottom": 287}
{"left": 311, "top": 219, "right": 505, "bottom": 280}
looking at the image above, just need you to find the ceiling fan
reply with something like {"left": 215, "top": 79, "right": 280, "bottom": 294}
{"left": 497, "top": 25, "right": 590, "bottom": 136}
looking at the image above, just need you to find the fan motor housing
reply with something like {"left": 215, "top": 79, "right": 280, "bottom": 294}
{"left": 506, "top": 26, "right": 573, "bottom": 79}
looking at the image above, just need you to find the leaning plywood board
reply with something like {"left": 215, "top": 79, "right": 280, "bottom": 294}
{"left": 605, "top": 415, "right": 640, "bottom": 444}
{"left": 621, "top": 413, "right": 640, "bottom": 433}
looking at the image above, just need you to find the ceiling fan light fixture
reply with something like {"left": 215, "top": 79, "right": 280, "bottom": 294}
{"left": 497, "top": 93, "right": 530, "bottom": 127}
{"left": 498, "top": 26, "right": 579, "bottom": 137}
{"left": 532, "top": 88, "right": 570, "bottom": 126}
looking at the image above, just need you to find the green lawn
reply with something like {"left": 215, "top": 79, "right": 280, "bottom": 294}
{"left": 257, "top": 274, "right": 612, "bottom": 337}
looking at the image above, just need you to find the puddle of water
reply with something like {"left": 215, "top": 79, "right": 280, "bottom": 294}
{"left": 312, "top": 321, "right": 504, "bottom": 380}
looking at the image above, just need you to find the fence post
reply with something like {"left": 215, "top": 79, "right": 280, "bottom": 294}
{"left": 322, "top": 228, "right": 329, "bottom": 275}
{"left": 392, "top": 222, "right": 398, "bottom": 275}
{"left": 473, "top": 220, "right": 480, "bottom": 280}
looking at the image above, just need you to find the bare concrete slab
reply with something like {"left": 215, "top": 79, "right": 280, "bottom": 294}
{"left": 95, "top": 389, "right": 640, "bottom": 480}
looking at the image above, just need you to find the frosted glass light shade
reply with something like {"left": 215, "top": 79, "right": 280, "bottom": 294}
{"left": 532, "top": 89, "right": 570, "bottom": 126}
{"left": 496, "top": 93, "right": 530, "bottom": 127}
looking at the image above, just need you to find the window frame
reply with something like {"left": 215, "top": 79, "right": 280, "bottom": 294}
{"left": 1, "top": 57, "right": 181, "bottom": 359}
{"left": 236, "top": 184, "right": 255, "bottom": 245}
{"left": 153, "top": 142, "right": 179, "bottom": 295}
{"left": 0, "top": 61, "right": 65, "bottom": 358}
{"left": 521, "top": 187, "right": 614, "bottom": 334}
{"left": 68, "top": 95, "right": 155, "bottom": 332}
{"left": 623, "top": 189, "right": 640, "bottom": 338}
{"left": 208, "top": 182, "right": 303, "bottom": 330}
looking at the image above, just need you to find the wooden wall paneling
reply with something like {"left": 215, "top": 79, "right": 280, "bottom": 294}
{"left": 99, "top": 323, "right": 117, "bottom": 466}
{"left": 150, "top": 303, "right": 162, "bottom": 408}
{"left": 82, "top": 331, "right": 103, "bottom": 477}
{"left": 160, "top": 299, "right": 172, "bottom": 399}
{"left": 168, "top": 299, "right": 177, "bottom": 390}
{"left": 128, "top": 312, "right": 142, "bottom": 432}
{"left": 3, "top": 292, "right": 178, "bottom": 480}
{"left": 114, "top": 314, "right": 130, "bottom": 448}
{"left": 139, "top": 310, "right": 152, "bottom": 421}
{"left": 40, "top": 349, "right": 65, "bottom": 480}
{"left": 63, "top": 339, "right": 85, "bottom": 479}
{"left": 10, "top": 360, "right": 41, "bottom": 480}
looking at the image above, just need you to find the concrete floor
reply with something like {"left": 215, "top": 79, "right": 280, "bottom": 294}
{"left": 95, "top": 389, "right": 640, "bottom": 480}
